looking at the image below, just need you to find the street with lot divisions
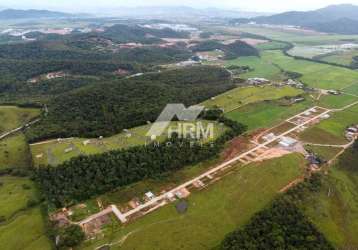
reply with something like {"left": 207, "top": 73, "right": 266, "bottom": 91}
{"left": 77, "top": 103, "right": 358, "bottom": 226}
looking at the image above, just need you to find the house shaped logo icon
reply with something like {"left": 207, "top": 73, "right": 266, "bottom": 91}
{"left": 146, "top": 104, "right": 204, "bottom": 138}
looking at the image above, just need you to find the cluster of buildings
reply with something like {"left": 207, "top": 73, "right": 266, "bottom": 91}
{"left": 46, "top": 71, "right": 66, "bottom": 80}
{"left": 141, "top": 23, "right": 198, "bottom": 32}
{"left": 28, "top": 71, "right": 66, "bottom": 83}
{"left": 246, "top": 78, "right": 304, "bottom": 89}
{"left": 196, "top": 50, "right": 224, "bottom": 62}
{"left": 327, "top": 89, "right": 340, "bottom": 95}
{"left": 247, "top": 77, "right": 270, "bottom": 85}
{"left": 262, "top": 133, "right": 298, "bottom": 148}
{"left": 285, "top": 79, "right": 304, "bottom": 89}
{"left": 176, "top": 59, "right": 201, "bottom": 67}
{"left": 1, "top": 28, "right": 74, "bottom": 41}
{"left": 346, "top": 125, "right": 358, "bottom": 141}
{"left": 279, "top": 136, "right": 298, "bottom": 148}
{"left": 128, "top": 187, "right": 191, "bottom": 211}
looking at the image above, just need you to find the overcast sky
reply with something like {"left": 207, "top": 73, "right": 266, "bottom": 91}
{"left": 2, "top": 0, "right": 358, "bottom": 13}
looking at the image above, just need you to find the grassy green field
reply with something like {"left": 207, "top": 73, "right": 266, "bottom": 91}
{"left": 220, "top": 50, "right": 358, "bottom": 90}
{"left": 79, "top": 154, "right": 305, "bottom": 250}
{"left": 256, "top": 41, "right": 288, "bottom": 50}
{"left": 0, "top": 106, "right": 40, "bottom": 134}
{"left": 300, "top": 104, "right": 358, "bottom": 144}
{"left": 288, "top": 46, "right": 330, "bottom": 59}
{"left": 302, "top": 164, "right": 358, "bottom": 248}
{"left": 318, "top": 93, "right": 358, "bottom": 109}
{"left": 0, "top": 176, "right": 51, "bottom": 249}
{"left": 31, "top": 121, "right": 228, "bottom": 167}
{"left": 202, "top": 85, "right": 303, "bottom": 113}
{"left": 320, "top": 50, "right": 358, "bottom": 66}
{"left": 224, "top": 56, "right": 285, "bottom": 80}
{"left": 304, "top": 145, "right": 342, "bottom": 162}
{"left": 226, "top": 98, "right": 313, "bottom": 131}
{"left": 343, "top": 84, "right": 358, "bottom": 95}
{"left": 69, "top": 158, "right": 222, "bottom": 221}
{"left": 234, "top": 26, "right": 358, "bottom": 45}
{"left": 262, "top": 51, "right": 358, "bottom": 90}
{"left": 0, "top": 176, "right": 39, "bottom": 220}
{"left": 0, "top": 207, "right": 52, "bottom": 250}
{"left": 0, "top": 133, "right": 33, "bottom": 170}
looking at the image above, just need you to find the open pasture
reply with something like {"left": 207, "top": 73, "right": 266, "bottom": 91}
{"left": 0, "top": 176, "right": 38, "bottom": 220}
{"left": 226, "top": 98, "right": 313, "bottom": 131}
{"left": 256, "top": 41, "right": 288, "bottom": 50}
{"left": 302, "top": 162, "right": 358, "bottom": 248}
{"left": 342, "top": 84, "right": 358, "bottom": 95}
{"left": 220, "top": 51, "right": 358, "bottom": 90}
{"left": 31, "top": 121, "right": 228, "bottom": 167}
{"left": 235, "top": 26, "right": 358, "bottom": 45}
{"left": 318, "top": 93, "right": 358, "bottom": 109}
{"left": 0, "top": 133, "right": 32, "bottom": 170}
{"left": 262, "top": 51, "right": 358, "bottom": 90}
{"left": 304, "top": 145, "right": 342, "bottom": 162}
{"left": 224, "top": 56, "right": 285, "bottom": 80}
{"left": 0, "top": 106, "right": 40, "bottom": 134}
{"left": 202, "top": 85, "right": 303, "bottom": 113}
{"left": 320, "top": 50, "right": 358, "bottom": 66}
{"left": 0, "top": 207, "right": 52, "bottom": 250}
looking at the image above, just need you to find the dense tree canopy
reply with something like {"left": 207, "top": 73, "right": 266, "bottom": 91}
{"left": 220, "top": 174, "right": 333, "bottom": 250}
{"left": 0, "top": 24, "right": 192, "bottom": 101}
{"left": 38, "top": 131, "right": 244, "bottom": 207}
{"left": 191, "top": 40, "right": 259, "bottom": 60}
{"left": 37, "top": 113, "right": 246, "bottom": 207}
{"left": 26, "top": 66, "right": 234, "bottom": 142}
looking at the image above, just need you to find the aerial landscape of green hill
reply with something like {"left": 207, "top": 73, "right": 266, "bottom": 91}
{"left": 0, "top": 2, "right": 358, "bottom": 250}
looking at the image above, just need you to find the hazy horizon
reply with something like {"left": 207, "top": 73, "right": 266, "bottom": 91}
{"left": 2, "top": 0, "right": 358, "bottom": 13}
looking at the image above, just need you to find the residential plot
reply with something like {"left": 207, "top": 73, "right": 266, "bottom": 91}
{"left": 318, "top": 93, "right": 358, "bottom": 109}
{"left": 226, "top": 98, "right": 313, "bottom": 131}
{"left": 300, "top": 104, "right": 358, "bottom": 144}
{"left": 79, "top": 154, "right": 305, "bottom": 250}
{"left": 68, "top": 158, "right": 221, "bottom": 222}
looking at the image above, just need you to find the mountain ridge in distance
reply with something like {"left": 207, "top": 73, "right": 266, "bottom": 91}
{"left": 231, "top": 4, "right": 358, "bottom": 34}
{"left": 0, "top": 8, "right": 84, "bottom": 19}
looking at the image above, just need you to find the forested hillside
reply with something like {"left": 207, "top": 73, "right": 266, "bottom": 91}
{"left": 191, "top": 40, "right": 259, "bottom": 59}
{"left": 0, "top": 24, "right": 193, "bottom": 101}
{"left": 220, "top": 175, "right": 334, "bottom": 250}
{"left": 26, "top": 66, "right": 234, "bottom": 142}
{"left": 101, "top": 24, "right": 189, "bottom": 44}
{"left": 37, "top": 114, "right": 247, "bottom": 207}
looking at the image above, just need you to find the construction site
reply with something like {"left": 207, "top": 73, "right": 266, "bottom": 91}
{"left": 50, "top": 104, "right": 358, "bottom": 237}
